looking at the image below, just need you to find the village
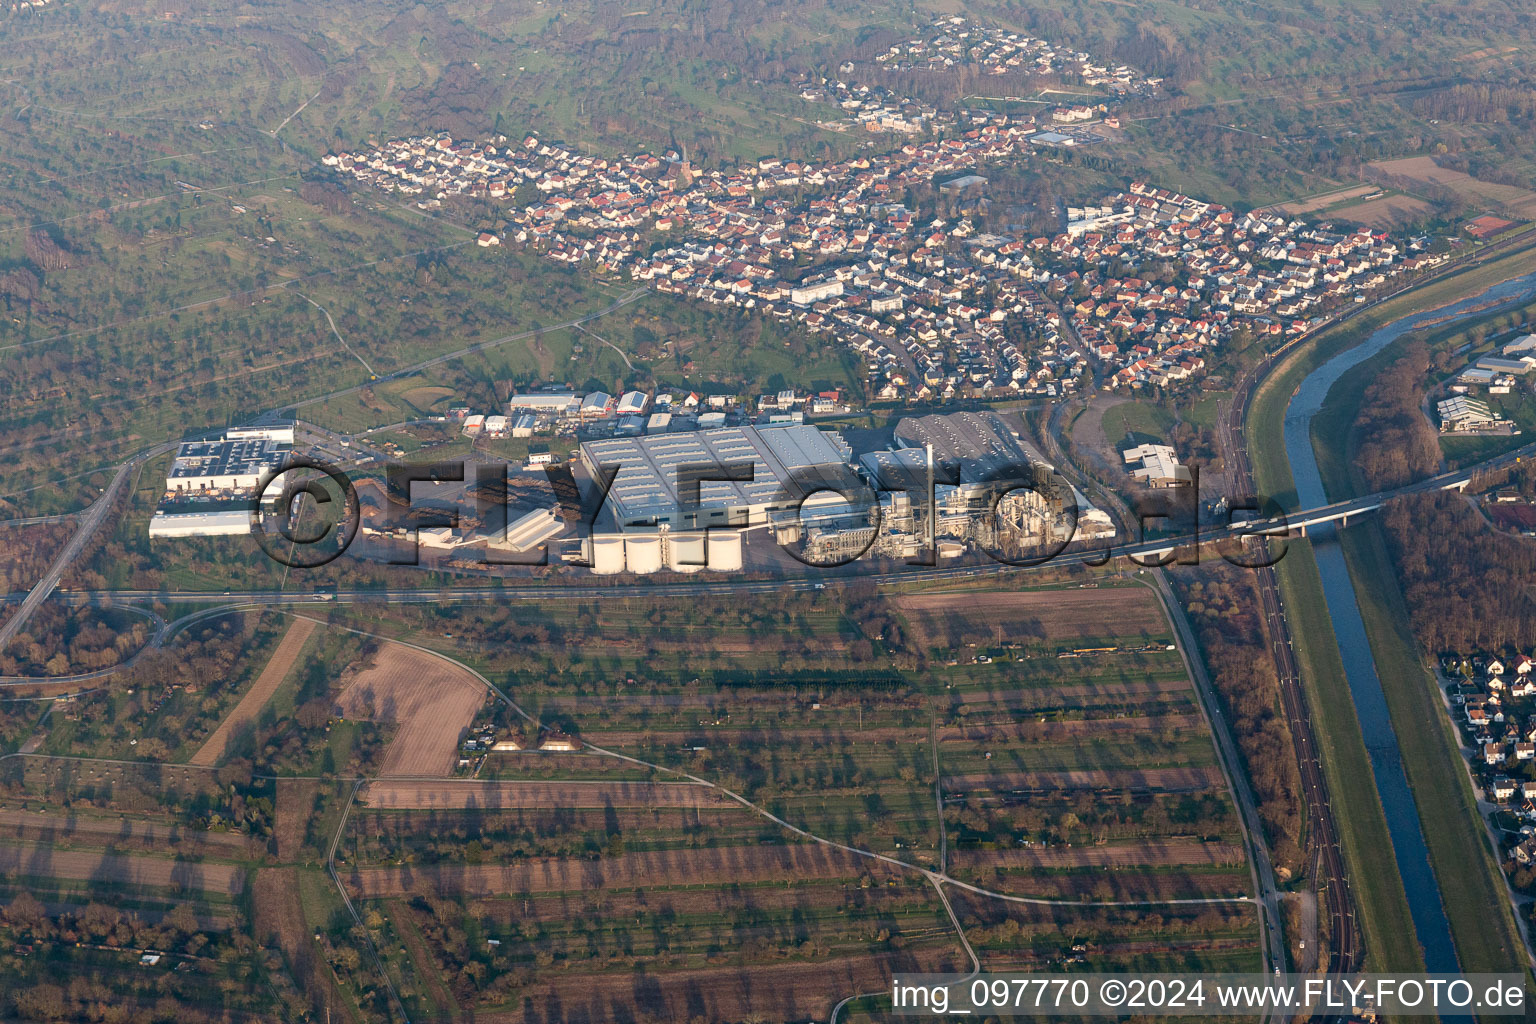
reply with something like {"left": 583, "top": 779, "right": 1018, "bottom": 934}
{"left": 330, "top": 117, "right": 1448, "bottom": 405}
{"left": 858, "top": 16, "right": 1162, "bottom": 93}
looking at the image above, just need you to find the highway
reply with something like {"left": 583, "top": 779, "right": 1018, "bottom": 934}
{"left": 1221, "top": 322, "right": 1359, "bottom": 977}
{"left": 0, "top": 226, "right": 1530, "bottom": 996}
{"left": 0, "top": 442, "right": 176, "bottom": 651}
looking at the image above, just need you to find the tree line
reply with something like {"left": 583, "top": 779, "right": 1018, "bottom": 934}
{"left": 1381, "top": 490, "right": 1536, "bottom": 653}
{"left": 1175, "top": 568, "right": 1305, "bottom": 876}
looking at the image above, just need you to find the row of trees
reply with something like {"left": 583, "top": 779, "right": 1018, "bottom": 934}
{"left": 1176, "top": 569, "right": 1306, "bottom": 877}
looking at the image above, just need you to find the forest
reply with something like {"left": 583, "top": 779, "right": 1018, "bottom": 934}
{"left": 1351, "top": 342, "right": 1442, "bottom": 493}
{"left": 1380, "top": 490, "right": 1536, "bottom": 654}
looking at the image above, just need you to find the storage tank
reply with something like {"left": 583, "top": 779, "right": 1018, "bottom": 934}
{"left": 590, "top": 534, "right": 626, "bottom": 575}
{"left": 665, "top": 532, "right": 706, "bottom": 572}
{"left": 625, "top": 534, "right": 663, "bottom": 574}
{"left": 705, "top": 529, "right": 743, "bottom": 572}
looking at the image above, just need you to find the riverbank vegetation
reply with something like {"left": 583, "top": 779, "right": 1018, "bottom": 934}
{"left": 1351, "top": 343, "right": 1441, "bottom": 492}
{"left": 1306, "top": 274, "right": 1536, "bottom": 975}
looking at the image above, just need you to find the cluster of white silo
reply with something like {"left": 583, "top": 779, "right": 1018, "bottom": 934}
{"left": 625, "top": 534, "right": 663, "bottom": 574}
{"left": 586, "top": 529, "right": 742, "bottom": 574}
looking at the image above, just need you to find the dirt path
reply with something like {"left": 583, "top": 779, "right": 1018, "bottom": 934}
{"left": 191, "top": 617, "right": 316, "bottom": 766}
{"left": 391, "top": 902, "right": 462, "bottom": 1022}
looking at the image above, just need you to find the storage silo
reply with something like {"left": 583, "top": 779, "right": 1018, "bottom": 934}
{"left": 665, "top": 532, "right": 706, "bottom": 572}
{"left": 590, "top": 534, "right": 626, "bottom": 575}
{"left": 625, "top": 534, "right": 663, "bottom": 574}
{"left": 705, "top": 529, "right": 743, "bottom": 572}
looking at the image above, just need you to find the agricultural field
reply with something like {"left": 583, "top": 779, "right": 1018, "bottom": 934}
{"left": 191, "top": 616, "right": 319, "bottom": 766}
{"left": 1366, "top": 156, "right": 1536, "bottom": 221}
{"left": 311, "top": 580, "right": 1258, "bottom": 1020}
{"left": 0, "top": 553, "right": 1259, "bottom": 1021}
{"left": 331, "top": 640, "right": 489, "bottom": 776}
{"left": 0, "top": 758, "right": 296, "bottom": 1022}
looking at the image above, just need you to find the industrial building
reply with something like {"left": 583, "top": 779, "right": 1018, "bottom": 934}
{"left": 164, "top": 427, "right": 292, "bottom": 496}
{"left": 1122, "top": 443, "right": 1192, "bottom": 487}
{"left": 147, "top": 509, "right": 251, "bottom": 538}
{"left": 1438, "top": 396, "right": 1504, "bottom": 433}
{"left": 892, "top": 411, "right": 1050, "bottom": 494}
{"left": 579, "top": 424, "right": 856, "bottom": 530}
{"left": 888, "top": 411, "right": 1113, "bottom": 544}
{"left": 487, "top": 506, "right": 565, "bottom": 553}
{"left": 579, "top": 392, "right": 615, "bottom": 419}
{"left": 588, "top": 529, "right": 742, "bottom": 574}
{"left": 507, "top": 392, "right": 579, "bottom": 415}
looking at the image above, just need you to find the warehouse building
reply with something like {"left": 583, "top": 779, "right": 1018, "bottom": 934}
{"left": 165, "top": 428, "right": 292, "bottom": 495}
{"left": 890, "top": 411, "right": 1113, "bottom": 539}
{"left": 579, "top": 424, "right": 855, "bottom": 530}
{"left": 1122, "top": 443, "right": 1192, "bottom": 487}
{"left": 892, "top": 411, "right": 1050, "bottom": 494}
{"left": 487, "top": 506, "right": 565, "bottom": 553}
{"left": 1438, "top": 395, "right": 1504, "bottom": 433}
{"left": 507, "top": 392, "right": 579, "bottom": 415}
{"left": 147, "top": 509, "right": 251, "bottom": 538}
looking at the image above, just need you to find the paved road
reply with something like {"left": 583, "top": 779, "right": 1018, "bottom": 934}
{"left": 4, "top": 430, "right": 1532, "bottom": 619}
{"left": 0, "top": 446, "right": 167, "bottom": 651}
{"left": 0, "top": 512, "right": 77, "bottom": 529}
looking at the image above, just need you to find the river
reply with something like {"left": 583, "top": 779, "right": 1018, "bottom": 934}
{"left": 1282, "top": 268, "right": 1536, "bottom": 971}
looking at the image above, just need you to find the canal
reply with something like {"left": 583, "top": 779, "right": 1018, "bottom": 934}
{"left": 1282, "top": 268, "right": 1536, "bottom": 971}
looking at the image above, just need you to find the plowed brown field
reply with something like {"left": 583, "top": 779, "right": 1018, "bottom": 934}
{"left": 0, "top": 841, "right": 244, "bottom": 894}
{"left": 897, "top": 587, "right": 1163, "bottom": 646}
{"left": 332, "top": 643, "right": 486, "bottom": 776}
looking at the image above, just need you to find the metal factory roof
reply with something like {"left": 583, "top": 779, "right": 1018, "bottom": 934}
{"left": 581, "top": 425, "right": 854, "bottom": 523}
{"left": 891, "top": 411, "right": 1048, "bottom": 487}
